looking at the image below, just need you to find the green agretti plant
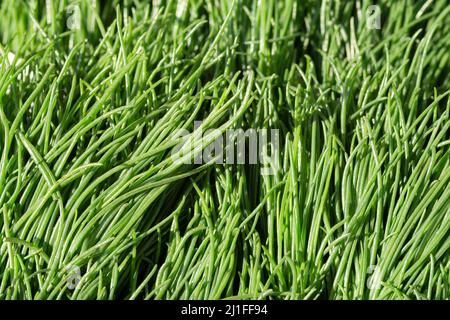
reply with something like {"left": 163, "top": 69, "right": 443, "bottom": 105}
{"left": 0, "top": 0, "right": 449, "bottom": 300}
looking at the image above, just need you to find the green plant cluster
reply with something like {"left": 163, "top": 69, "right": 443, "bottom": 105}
{"left": 0, "top": 0, "right": 449, "bottom": 299}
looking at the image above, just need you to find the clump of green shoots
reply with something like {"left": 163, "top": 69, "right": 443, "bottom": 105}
{"left": 0, "top": 0, "right": 449, "bottom": 300}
